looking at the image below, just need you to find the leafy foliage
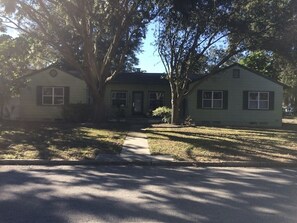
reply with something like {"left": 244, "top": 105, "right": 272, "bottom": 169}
{"left": 239, "top": 51, "right": 281, "bottom": 80}
{"left": 156, "top": 0, "right": 297, "bottom": 124}
{"left": 0, "top": 0, "right": 156, "bottom": 122}
{"left": 152, "top": 106, "right": 172, "bottom": 123}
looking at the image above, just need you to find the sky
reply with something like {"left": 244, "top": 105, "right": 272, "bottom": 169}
{"left": 136, "top": 23, "right": 165, "bottom": 73}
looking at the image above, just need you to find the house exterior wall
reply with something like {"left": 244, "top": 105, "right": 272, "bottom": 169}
{"left": 19, "top": 68, "right": 88, "bottom": 121}
{"left": 105, "top": 83, "right": 171, "bottom": 118}
{"left": 186, "top": 65, "right": 283, "bottom": 127}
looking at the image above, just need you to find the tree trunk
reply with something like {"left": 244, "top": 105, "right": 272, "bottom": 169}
{"left": 171, "top": 90, "right": 181, "bottom": 125}
{"left": 92, "top": 92, "right": 106, "bottom": 123}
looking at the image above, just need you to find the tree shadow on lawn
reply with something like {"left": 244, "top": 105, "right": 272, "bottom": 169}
{"left": 0, "top": 122, "right": 127, "bottom": 160}
{"left": 0, "top": 166, "right": 296, "bottom": 223}
{"left": 146, "top": 124, "right": 297, "bottom": 163}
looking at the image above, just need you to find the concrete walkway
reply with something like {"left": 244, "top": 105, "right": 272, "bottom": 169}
{"left": 120, "top": 130, "right": 151, "bottom": 161}
{"left": 95, "top": 125, "right": 173, "bottom": 164}
{"left": 120, "top": 125, "right": 174, "bottom": 163}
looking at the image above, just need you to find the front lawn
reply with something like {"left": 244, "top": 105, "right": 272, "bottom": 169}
{"left": 0, "top": 122, "right": 127, "bottom": 160}
{"left": 146, "top": 119, "right": 297, "bottom": 163}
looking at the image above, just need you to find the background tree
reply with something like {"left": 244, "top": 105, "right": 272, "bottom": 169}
{"left": 0, "top": 34, "right": 56, "bottom": 119}
{"left": 156, "top": 0, "right": 296, "bottom": 124}
{"left": 0, "top": 0, "right": 155, "bottom": 122}
{"left": 239, "top": 51, "right": 281, "bottom": 80}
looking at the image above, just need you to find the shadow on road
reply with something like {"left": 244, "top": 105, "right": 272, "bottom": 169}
{"left": 0, "top": 166, "right": 296, "bottom": 223}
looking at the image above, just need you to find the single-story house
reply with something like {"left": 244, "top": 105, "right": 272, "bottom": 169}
{"left": 187, "top": 64, "right": 285, "bottom": 127}
{"left": 9, "top": 63, "right": 285, "bottom": 127}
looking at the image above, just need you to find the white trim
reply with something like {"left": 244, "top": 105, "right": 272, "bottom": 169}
{"left": 248, "top": 91, "right": 269, "bottom": 110}
{"left": 42, "top": 87, "right": 65, "bottom": 105}
{"left": 202, "top": 91, "right": 223, "bottom": 109}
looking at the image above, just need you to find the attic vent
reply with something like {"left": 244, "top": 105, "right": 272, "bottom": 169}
{"left": 49, "top": 69, "right": 58, "bottom": 77}
{"left": 232, "top": 69, "right": 240, "bottom": 78}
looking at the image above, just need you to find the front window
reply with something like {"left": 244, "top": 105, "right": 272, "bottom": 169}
{"left": 149, "top": 92, "right": 164, "bottom": 110}
{"left": 248, "top": 92, "right": 269, "bottom": 110}
{"left": 111, "top": 91, "right": 127, "bottom": 107}
{"left": 42, "top": 87, "right": 64, "bottom": 105}
{"left": 202, "top": 91, "right": 223, "bottom": 109}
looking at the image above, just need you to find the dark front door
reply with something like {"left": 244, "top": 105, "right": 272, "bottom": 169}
{"left": 132, "top": 91, "right": 144, "bottom": 115}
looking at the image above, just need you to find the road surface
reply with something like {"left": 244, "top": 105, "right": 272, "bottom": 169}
{"left": 0, "top": 165, "right": 296, "bottom": 223}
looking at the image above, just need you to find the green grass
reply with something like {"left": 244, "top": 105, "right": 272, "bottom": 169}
{"left": 146, "top": 119, "right": 297, "bottom": 163}
{"left": 0, "top": 122, "right": 127, "bottom": 160}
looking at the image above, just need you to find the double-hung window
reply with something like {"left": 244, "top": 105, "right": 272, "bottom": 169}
{"left": 149, "top": 92, "right": 164, "bottom": 110}
{"left": 111, "top": 91, "right": 127, "bottom": 107}
{"left": 248, "top": 92, "right": 269, "bottom": 110}
{"left": 202, "top": 91, "right": 223, "bottom": 109}
{"left": 42, "top": 87, "right": 64, "bottom": 105}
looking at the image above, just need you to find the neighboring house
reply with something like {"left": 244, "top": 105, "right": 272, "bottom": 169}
{"left": 12, "top": 63, "right": 285, "bottom": 127}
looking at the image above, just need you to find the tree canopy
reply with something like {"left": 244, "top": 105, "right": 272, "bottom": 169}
{"left": 239, "top": 51, "right": 281, "bottom": 80}
{"left": 156, "top": 0, "right": 297, "bottom": 124}
{"left": 0, "top": 0, "right": 156, "bottom": 121}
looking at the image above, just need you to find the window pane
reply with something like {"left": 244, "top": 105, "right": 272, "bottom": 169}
{"left": 149, "top": 92, "right": 164, "bottom": 110}
{"left": 54, "top": 88, "right": 64, "bottom": 96}
{"left": 259, "top": 101, "right": 268, "bottom": 109}
{"left": 112, "top": 99, "right": 126, "bottom": 107}
{"left": 260, "top": 92, "right": 269, "bottom": 100}
{"left": 249, "top": 92, "right": 258, "bottom": 100}
{"left": 249, "top": 101, "right": 258, "bottom": 109}
{"left": 203, "top": 92, "right": 212, "bottom": 99}
{"left": 213, "top": 92, "right": 222, "bottom": 99}
{"left": 43, "top": 96, "right": 52, "bottom": 105}
{"left": 203, "top": 100, "right": 211, "bottom": 108}
{"left": 111, "top": 91, "right": 127, "bottom": 107}
{"left": 149, "top": 93, "right": 157, "bottom": 100}
{"left": 54, "top": 97, "right": 64, "bottom": 105}
{"left": 43, "top": 87, "right": 53, "bottom": 96}
{"left": 112, "top": 92, "right": 126, "bottom": 100}
{"left": 213, "top": 100, "right": 222, "bottom": 108}
{"left": 117, "top": 93, "right": 126, "bottom": 99}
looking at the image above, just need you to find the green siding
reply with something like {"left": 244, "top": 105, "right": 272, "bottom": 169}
{"left": 105, "top": 83, "right": 171, "bottom": 118}
{"left": 187, "top": 65, "right": 283, "bottom": 127}
{"left": 20, "top": 68, "right": 88, "bottom": 121}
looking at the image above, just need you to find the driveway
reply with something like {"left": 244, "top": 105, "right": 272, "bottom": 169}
{"left": 0, "top": 166, "right": 296, "bottom": 223}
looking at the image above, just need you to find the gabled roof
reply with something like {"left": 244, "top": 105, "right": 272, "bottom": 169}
{"left": 18, "top": 63, "right": 83, "bottom": 80}
{"left": 193, "top": 63, "right": 288, "bottom": 88}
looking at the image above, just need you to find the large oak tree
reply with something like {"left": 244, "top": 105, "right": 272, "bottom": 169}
{"left": 0, "top": 0, "right": 155, "bottom": 122}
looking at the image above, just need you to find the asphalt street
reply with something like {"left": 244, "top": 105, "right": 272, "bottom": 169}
{"left": 0, "top": 165, "right": 296, "bottom": 223}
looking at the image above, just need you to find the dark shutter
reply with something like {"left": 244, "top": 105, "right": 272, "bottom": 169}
{"left": 197, "top": 90, "right": 203, "bottom": 109}
{"left": 64, "top": 87, "right": 70, "bottom": 105}
{"left": 269, "top": 91, "right": 274, "bottom": 110}
{"left": 243, "top": 91, "right": 248, "bottom": 110}
{"left": 223, "top": 91, "right": 228, "bottom": 109}
{"left": 36, "top": 86, "right": 42, "bottom": 105}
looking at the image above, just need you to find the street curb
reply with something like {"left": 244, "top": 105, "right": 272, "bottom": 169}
{"left": 1, "top": 159, "right": 297, "bottom": 168}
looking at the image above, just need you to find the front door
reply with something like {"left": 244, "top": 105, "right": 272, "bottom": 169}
{"left": 132, "top": 91, "right": 144, "bottom": 115}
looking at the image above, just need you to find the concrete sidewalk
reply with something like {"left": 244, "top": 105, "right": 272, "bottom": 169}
{"left": 96, "top": 125, "right": 174, "bottom": 164}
